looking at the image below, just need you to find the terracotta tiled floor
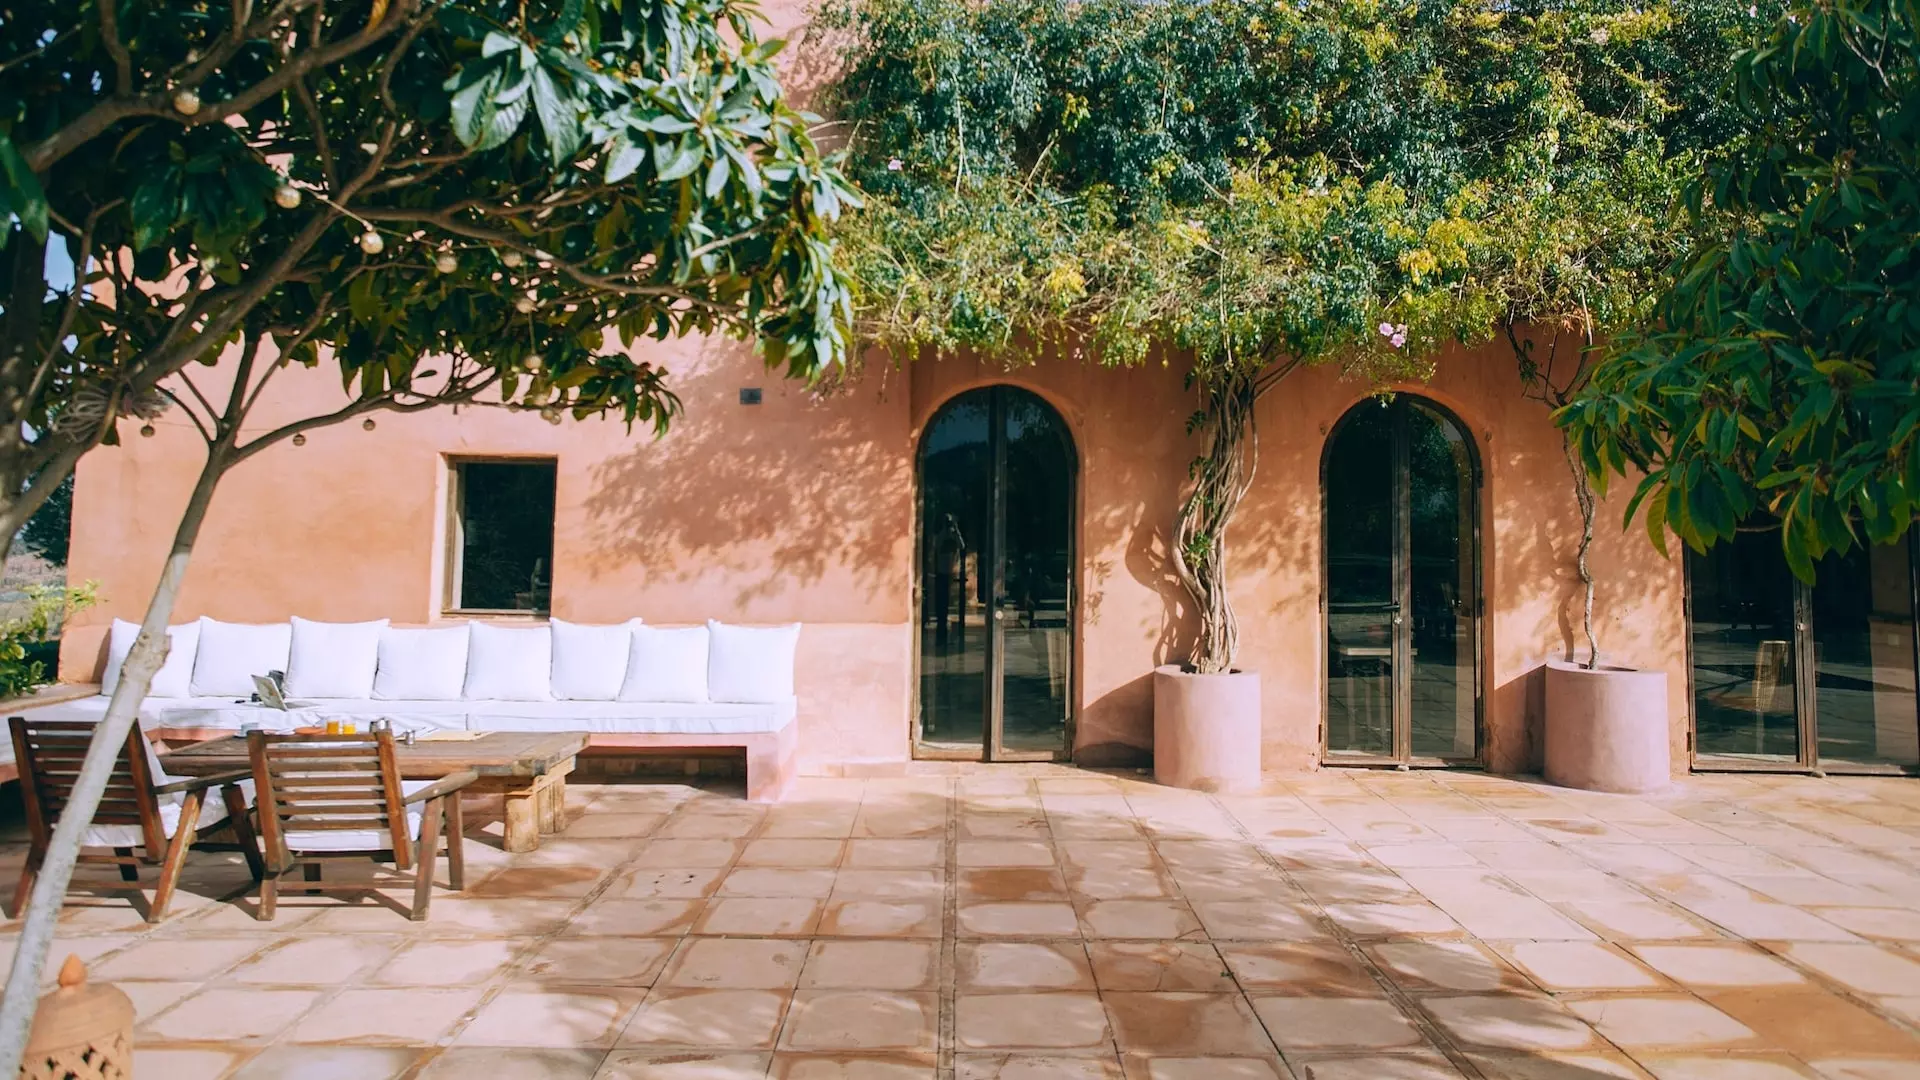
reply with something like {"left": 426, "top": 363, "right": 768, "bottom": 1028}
{"left": 5, "top": 768, "right": 1920, "bottom": 1078}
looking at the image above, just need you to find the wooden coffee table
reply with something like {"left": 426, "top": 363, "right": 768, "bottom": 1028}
{"left": 161, "top": 732, "right": 587, "bottom": 853}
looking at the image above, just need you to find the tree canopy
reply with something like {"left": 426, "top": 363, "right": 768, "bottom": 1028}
{"left": 819, "top": 0, "right": 1777, "bottom": 389}
{"left": 1560, "top": 0, "right": 1920, "bottom": 580}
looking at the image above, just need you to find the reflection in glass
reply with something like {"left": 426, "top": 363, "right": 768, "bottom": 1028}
{"left": 1688, "top": 532, "right": 1800, "bottom": 759}
{"left": 1406, "top": 402, "right": 1477, "bottom": 759}
{"left": 917, "top": 387, "right": 1074, "bottom": 757}
{"left": 1325, "top": 404, "right": 1395, "bottom": 756}
{"left": 1811, "top": 544, "right": 1919, "bottom": 767}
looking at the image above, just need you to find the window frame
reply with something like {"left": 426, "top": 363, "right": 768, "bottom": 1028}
{"left": 442, "top": 454, "right": 559, "bottom": 619}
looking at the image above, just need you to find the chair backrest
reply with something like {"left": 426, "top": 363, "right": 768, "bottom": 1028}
{"left": 8, "top": 717, "right": 166, "bottom": 854}
{"left": 246, "top": 730, "right": 412, "bottom": 869}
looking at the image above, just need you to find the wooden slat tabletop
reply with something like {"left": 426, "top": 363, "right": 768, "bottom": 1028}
{"left": 160, "top": 731, "right": 587, "bottom": 780}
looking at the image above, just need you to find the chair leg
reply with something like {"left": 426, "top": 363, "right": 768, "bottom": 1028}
{"left": 113, "top": 847, "right": 140, "bottom": 883}
{"left": 411, "top": 797, "right": 444, "bottom": 921}
{"left": 303, "top": 863, "right": 321, "bottom": 895}
{"left": 223, "top": 784, "right": 265, "bottom": 882}
{"left": 446, "top": 793, "right": 466, "bottom": 892}
{"left": 149, "top": 790, "right": 203, "bottom": 923}
{"left": 259, "top": 870, "right": 278, "bottom": 921}
{"left": 10, "top": 844, "right": 44, "bottom": 919}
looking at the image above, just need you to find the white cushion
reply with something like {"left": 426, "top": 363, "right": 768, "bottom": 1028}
{"left": 102, "top": 620, "right": 200, "bottom": 698}
{"left": 190, "top": 619, "right": 293, "bottom": 697}
{"left": 285, "top": 617, "right": 389, "bottom": 699}
{"left": 706, "top": 621, "right": 801, "bottom": 704}
{"left": 619, "top": 625, "right": 709, "bottom": 703}
{"left": 549, "top": 618, "right": 639, "bottom": 701}
{"left": 83, "top": 775, "right": 254, "bottom": 849}
{"left": 373, "top": 625, "right": 469, "bottom": 700}
{"left": 282, "top": 778, "right": 432, "bottom": 853}
{"left": 468, "top": 697, "right": 795, "bottom": 735}
{"left": 463, "top": 623, "right": 552, "bottom": 701}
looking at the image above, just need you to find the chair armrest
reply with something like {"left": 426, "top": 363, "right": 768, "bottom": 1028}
{"left": 403, "top": 770, "right": 479, "bottom": 805}
{"left": 153, "top": 769, "right": 251, "bottom": 795}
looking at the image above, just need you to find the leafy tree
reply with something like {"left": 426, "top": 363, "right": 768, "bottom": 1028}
{"left": 0, "top": 0, "right": 855, "bottom": 1065}
{"left": 1561, "top": 0, "right": 1919, "bottom": 582}
{"left": 17, "top": 474, "right": 70, "bottom": 566}
{"left": 821, "top": 0, "right": 1770, "bottom": 671}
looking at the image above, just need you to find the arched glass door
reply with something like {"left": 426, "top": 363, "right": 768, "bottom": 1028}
{"left": 1323, "top": 396, "right": 1481, "bottom": 765}
{"left": 917, "top": 386, "right": 1076, "bottom": 761}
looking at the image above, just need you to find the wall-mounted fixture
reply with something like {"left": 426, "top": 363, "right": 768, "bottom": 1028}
{"left": 739, "top": 388, "right": 764, "bottom": 405}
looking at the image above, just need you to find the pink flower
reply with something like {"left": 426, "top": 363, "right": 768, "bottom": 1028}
{"left": 886, "top": 158, "right": 904, "bottom": 172}
{"left": 1379, "top": 322, "right": 1395, "bottom": 336}
{"left": 1391, "top": 333, "right": 1406, "bottom": 348}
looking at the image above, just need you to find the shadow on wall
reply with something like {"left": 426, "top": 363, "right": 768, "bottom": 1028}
{"left": 578, "top": 345, "right": 909, "bottom": 616}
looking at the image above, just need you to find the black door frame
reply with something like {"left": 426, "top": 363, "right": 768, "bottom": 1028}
{"left": 1685, "top": 531, "right": 1920, "bottom": 776}
{"left": 912, "top": 385, "right": 1078, "bottom": 763}
{"left": 1319, "top": 395, "right": 1485, "bottom": 768}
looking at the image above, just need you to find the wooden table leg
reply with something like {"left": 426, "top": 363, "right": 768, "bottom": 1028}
{"left": 501, "top": 782, "right": 541, "bottom": 854}
{"left": 540, "top": 761, "right": 574, "bottom": 835}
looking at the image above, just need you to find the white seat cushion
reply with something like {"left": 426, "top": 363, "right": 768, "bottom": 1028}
{"left": 102, "top": 619, "right": 200, "bottom": 698}
{"left": 706, "top": 621, "right": 801, "bottom": 704}
{"left": 374, "top": 625, "right": 470, "bottom": 700}
{"left": 281, "top": 779, "right": 433, "bottom": 853}
{"left": 286, "top": 617, "right": 389, "bottom": 698}
{"left": 550, "top": 619, "right": 639, "bottom": 701}
{"left": 619, "top": 625, "right": 709, "bottom": 703}
{"left": 467, "top": 697, "right": 795, "bottom": 735}
{"left": 191, "top": 619, "right": 293, "bottom": 697}
{"left": 464, "top": 623, "right": 553, "bottom": 701}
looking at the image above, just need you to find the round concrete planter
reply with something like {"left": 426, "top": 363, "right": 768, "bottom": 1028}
{"left": 1152, "top": 665, "right": 1261, "bottom": 794}
{"left": 1544, "top": 660, "right": 1670, "bottom": 793}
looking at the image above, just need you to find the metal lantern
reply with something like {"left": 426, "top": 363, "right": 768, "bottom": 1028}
{"left": 19, "top": 955, "right": 134, "bottom": 1080}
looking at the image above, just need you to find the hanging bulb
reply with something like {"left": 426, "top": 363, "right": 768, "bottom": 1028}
{"left": 172, "top": 88, "right": 202, "bottom": 115}
{"left": 501, "top": 250, "right": 524, "bottom": 268}
{"left": 362, "top": 418, "right": 377, "bottom": 431}
{"left": 139, "top": 423, "right": 156, "bottom": 438}
{"left": 514, "top": 295, "right": 535, "bottom": 314}
{"left": 434, "top": 252, "right": 458, "bottom": 274}
{"left": 273, "top": 184, "right": 301, "bottom": 210}
{"left": 523, "top": 355, "right": 544, "bottom": 372}
{"left": 540, "top": 406, "right": 562, "bottom": 424}
{"left": 292, "top": 433, "right": 307, "bottom": 446}
{"left": 358, "top": 231, "right": 385, "bottom": 255}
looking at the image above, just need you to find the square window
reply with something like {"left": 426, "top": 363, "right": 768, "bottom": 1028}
{"left": 446, "top": 459, "right": 556, "bottom": 613}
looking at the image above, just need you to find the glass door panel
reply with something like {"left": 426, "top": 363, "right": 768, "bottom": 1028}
{"left": 1406, "top": 402, "right": 1478, "bottom": 760}
{"left": 1688, "top": 531, "right": 1801, "bottom": 760}
{"left": 1326, "top": 405, "right": 1397, "bottom": 757}
{"left": 1811, "top": 544, "right": 1920, "bottom": 767}
{"left": 917, "top": 386, "right": 1076, "bottom": 760}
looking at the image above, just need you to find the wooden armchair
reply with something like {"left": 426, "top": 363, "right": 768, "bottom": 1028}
{"left": 245, "top": 730, "right": 474, "bottom": 921}
{"left": 7, "top": 716, "right": 264, "bottom": 922}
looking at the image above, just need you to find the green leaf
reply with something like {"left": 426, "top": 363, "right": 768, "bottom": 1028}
{"left": 530, "top": 66, "right": 584, "bottom": 161}
{"left": 0, "top": 132, "right": 48, "bottom": 243}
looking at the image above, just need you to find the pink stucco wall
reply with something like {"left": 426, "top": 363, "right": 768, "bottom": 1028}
{"left": 55, "top": 0, "right": 1694, "bottom": 777}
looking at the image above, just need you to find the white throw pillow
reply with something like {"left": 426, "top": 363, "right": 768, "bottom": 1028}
{"left": 706, "top": 621, "right": 801, "bottom": 704}
{"left": 190, "top": 618, "right": 293, "bottom": 697}
{"left": 372, "top": 625, "right": 470, "bottom": 700}
{"left": 618, "top": 625, "right": 709, "bottom": 703}
{"left": 101, "top": 619, "right": 200, "bottom": 698}
{"left": 549, "top": 618, "right": 640, "bottom": 700}
{"left": 463, "top": 622, "right": 553, "bottom": 701}
{"left": 285, "top": 617, "right": 389, "bottom": 699}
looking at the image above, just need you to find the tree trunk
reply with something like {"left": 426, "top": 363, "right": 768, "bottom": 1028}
{"left": 1170, "top": 371, "right": 1258, "bottom": 675}
{"left": 0, "top": 441, "right": 229, "bottom": 1074}
{"left": 1562, "top": 432, "right": 1600, "bottom": 668}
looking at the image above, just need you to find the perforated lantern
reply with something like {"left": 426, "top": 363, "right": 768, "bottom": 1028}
{"left": 18, "top": 955, "right": 134, "bottom": 1080}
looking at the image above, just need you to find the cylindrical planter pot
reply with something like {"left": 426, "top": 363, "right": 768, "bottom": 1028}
{"left": 1152, "top": 665, "right": 1261, "bottom": 794}
{"left": 1544, "top": 660, "right": 1671, "bottom": 794}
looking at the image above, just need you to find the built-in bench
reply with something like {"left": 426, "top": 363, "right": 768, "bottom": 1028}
{"left": 14, "top": 616, "right": 802, "bottom": 802}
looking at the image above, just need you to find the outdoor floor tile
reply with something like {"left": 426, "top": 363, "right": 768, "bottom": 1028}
{"left": 1368, "top": 941, "right": 1529, "bottom": 992}
{"left": 772, "top": 1053, "right": 939, "bottom": 1079}
{"left": 1629, "top": 943, "right": 1808, "bottom": 988}
{"left": 955, "top": 993, "right": 1113, "bottom": 1050}
{"left": 287, "top": 986, "right": 488, "bottom": 1044}
{"left": 1219, "top": 942, "right": 1380, "bottom": 995}
{"left": 595, "top": 1052, "right": 768, "bottom": 1079}
{"left": 417, "top": 1048, "right": 608, "bottom": 1079}
{"left": 568, "top": 898, "right": 706, "bottom": 937}
{"left": 1779, "top": 942, "right": 1920, "bottom": 995}
{"left": 844, "top": 839, "right": 944, "bottom": 868}
{"left": 526, "top": 936, "right": 678, "bottom": 985}
{"left": 800, "top": 940, "right": 939, "bottom": 990}
{"left": 1125, "top": 1057, "right": 1290, "bottom": 1080}
{"left": 1079, "top": 899, "right": 1204, "bottom": 940}
{"left": 959, "top": 901, "right": 1082, "bottom": 937}
{"left": 227, "top": 1045, "right": 424, "bottom": 1079}
{"left": 1699, "top": 988, "right": 1920, "bottom": 1059}
{"left": 965, "top": 867, "right": 1073, "bottom": 901}
{"left": 1104, "top": 992, "right": 1274, "bottom": 1055}
{"left": 1250, "top": 996, "right": 1426, "bottom": 1051}
{"left": 1565, "top": 995, "right": 1757, "bottom": 1049}
{"left": 130, "top": 1048, "right": 243, "bottom": 1080}
{"left": 618, "top": 987, "right": 790, "bottom": 1048}
{"left": 609, "top": 867, "right": 728, "bottom": 900}
{"left": 955, "top": 1055, "right": 1124, "bottom": 1079}
{"left": 1191, "top": 901, "right": 1328, "bottom": 941}
{"left": 1633, "top": 1055, "right": 1819, "bottom": 1079}
{"left": 1501, "top": 941, "right": 1666, "bottom": 990}
{"left": 660, "top": 937, "right": 808, "bottom": 989}
{"left": 142, "top": 987, "right": 322, "bottom": 1042}
{"left": 738, "top": 839, "right": 846, "bottom": 867}
{"left": 1462, "top": 1051, "right": 1648, "bottom": 1079}
{"left": 958, "top": 941, "right": 1096, "bottom": 991}
{"left": 778, "top": 990, "right": 939, "bottom": 1052}
{"left": 693, "top": 897, "right": 823, "bottom": 937}
{"left": 371, "top": 938, "right": 522, "bottom": 985}
{"left": 819, "top": 898, "right": 942, "bottom": 937}
{"left": 227, "top": 934, "right": 400, "bottom": 985}
{"left": 1421, "top": 993, "right": 1600, "bottom": 1051}
{"left": 94, "top": 936, "right": 265, "bottom": 981}
{"left": 459, "top": 985, "right": 648, "bottom": 1048}
{"left": 1087, "top": 941, "right": 1236, "bottom": 992}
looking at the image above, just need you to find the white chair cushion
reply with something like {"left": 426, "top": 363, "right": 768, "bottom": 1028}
{"left": 464, "top": 623, "right": 553, "bottom": 701}
{"left": 550, "top": 618, "right": 639, "bottom": 701}
{"left": 285, "top": 617, "right": 389, "bottom": 699}
{"left": 373, "top": 625, "right": 470, "bottom": 700}
{"left": 282, "top": 779, "right": 432, "bottom": 853}
{"left": 190, "top": 619, "right": 293, "bottom": 697}
{"left": 707, "top": 621, "right": 801, "bottom": 704}
{"left": 102, "top": 620, "right": 200, "bottom": 698}
{"left": 82, "top": 778, "right": 254, "bottom": 850}
{"left": 619, "top": 625, "right": 709, "bottom": 703}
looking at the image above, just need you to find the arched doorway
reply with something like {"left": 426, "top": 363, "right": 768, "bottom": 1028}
{"left": 916, "top": 386, "right": 1077, "bottom": 761}
{"left": 1323, "top": 396, "right": 1482, "bottom": 765}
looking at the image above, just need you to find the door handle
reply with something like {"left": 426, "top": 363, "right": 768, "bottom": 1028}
{"left": 1391, "top": 613, "right": 1404, "bottom": 627}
